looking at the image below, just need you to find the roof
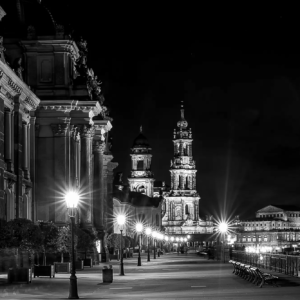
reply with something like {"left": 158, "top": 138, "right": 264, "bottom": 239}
{"left": 270, "top": 204, "right": 300, "bottom": 211}
{"left": 113, "top": 186, "right": 161, "bottom": 208}
{"left": 1, "top": 0, "right": 56, "bottom": 38}
{"left": 132, "top": 132, "right": 150, "bottom": 148}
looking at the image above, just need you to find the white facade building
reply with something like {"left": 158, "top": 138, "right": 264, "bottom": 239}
{"left": 162, "top": 103, "right": 213, "bottom": 236}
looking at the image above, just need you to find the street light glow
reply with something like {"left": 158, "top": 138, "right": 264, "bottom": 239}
{"left": 218, "top": 222, "right": 228, "bottom": 233}
{"left": 152, "top": 231, "right": 157, "bottom": 238}
{"left": 145, "top": 227, "right": 152, "bottom": 236}
{"left": 65, "top": 191, "right": 79, "bottom": 209}
{"left": 171, "top": 236, "right": 174, "bottom": 242}
{"left": 136, "top": 222, "right": 143, "bottom": 233}
{"left": 117, "top": 214, "right": 126, "bottom": 226}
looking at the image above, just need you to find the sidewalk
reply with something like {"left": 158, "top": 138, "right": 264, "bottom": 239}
{"left": 0, "top": 253, "right": 299, "bottom": 299}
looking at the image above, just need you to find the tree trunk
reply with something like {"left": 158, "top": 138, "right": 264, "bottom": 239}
{"left": 16, "top": 248, "right": 19, "bottom": 268}
{"left": 61, "top": 252, "right": 64, "bottom": 263}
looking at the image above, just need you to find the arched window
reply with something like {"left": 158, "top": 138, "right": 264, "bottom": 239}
{"left": 185, "top": 204, "right": 189, "bottom": 214}
{"left": 137, "top": 160, "right": 144, "bottom": 170}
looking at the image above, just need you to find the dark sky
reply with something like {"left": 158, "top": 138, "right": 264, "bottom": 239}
{"left": 21, "top": 2, "right": 300, "bottom": 219}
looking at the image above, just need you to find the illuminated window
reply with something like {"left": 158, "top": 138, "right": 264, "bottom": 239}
{"left": 242, "top": 236, "right": 246, "bottom": 242}
{"left": 264, "top": 236, "right": 268, "bottom": 242}
{"left": 247, "top": 236, "right": 251, "bottom": 242}
{"left": 258, "top": 236, "right": 262, "bottom": 242}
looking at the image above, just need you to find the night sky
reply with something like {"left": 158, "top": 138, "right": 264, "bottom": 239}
{"left": 11, "top": 2, "right": 300, "bottom": 219}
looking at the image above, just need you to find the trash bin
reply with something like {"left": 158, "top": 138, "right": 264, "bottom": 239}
{"left": 102, "top": 265, "right": 113, "bottom": 283}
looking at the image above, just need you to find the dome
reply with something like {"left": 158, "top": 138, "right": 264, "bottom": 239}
{"left": 132, "top": 132, "right": 150, "bottom": 148}
{"left": 1, "top": 0, "right": 56, "bottom": 38}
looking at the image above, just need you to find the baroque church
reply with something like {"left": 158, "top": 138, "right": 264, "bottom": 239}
{"left": 0, "top": 0, "right": 118, "bottom": 262}
{"left": 162, "top": 103, "right": 214, "bottom": 238}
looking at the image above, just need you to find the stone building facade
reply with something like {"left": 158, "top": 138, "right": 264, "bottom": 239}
{"left": 235, "top": 205, "right": 300, "bottom": 252}
{"left": 162, "top": 103, "right": 214, "bottom": 237}
{"left": 112, "top": 130, "right": 162, "bottom": 246}
{"left": 0, "top": 1, "right": 118, "bottom": 257}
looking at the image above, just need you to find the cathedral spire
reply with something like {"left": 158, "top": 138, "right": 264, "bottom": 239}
{"left": 140, "top": 125, "right": 142, "bottom": 133}
{"left": 177, "top": 100, "right": 188, "bottom": 129}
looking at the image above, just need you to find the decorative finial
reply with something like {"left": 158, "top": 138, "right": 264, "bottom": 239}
{"left": 177, "top": 100, "right": 188, "bottom": 129}
{"left": 140, "top": 125, "right": 142, "bottom": 133}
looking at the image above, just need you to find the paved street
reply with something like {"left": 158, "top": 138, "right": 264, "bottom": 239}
{"left": 0, "top": 253, "right": 300, "bottom": 299}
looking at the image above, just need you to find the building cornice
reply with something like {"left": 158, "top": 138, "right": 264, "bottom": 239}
{"left": 0, "top": 60, "right": 40, "bottom": 112}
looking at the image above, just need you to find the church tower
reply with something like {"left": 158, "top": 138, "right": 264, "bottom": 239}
{"left": 162, "top": 102, "right": 212, "bottom": 235}
{"left": 128, "top": 127, "right": 155, "bottom": 197}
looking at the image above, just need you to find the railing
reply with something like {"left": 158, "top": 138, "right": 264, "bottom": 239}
{"left": 231, "top": 250, "right": 300, "bottom": 277}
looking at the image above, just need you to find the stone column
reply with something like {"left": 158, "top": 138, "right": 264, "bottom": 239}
{"left": 192, "top": 174, "right": 196, "bottom": 189}
{"left": 51, "top": 123, "right": 71, "bottom": 223}
{"left": 4, "top": 109, "right": 13, "bottom": 172}
{"left": 0, "top": 98, "right": 4, "bottom": 219}
{"left": 29, "top": 116, "right": 36, "bottom": 221}
{"left": 175, "top": 174, "right": 179, "bottom": 190}
{"left": 13, "top": 96, "right": 25, "bottom": 218}
{"left": 170, "top": 173, "right": 174, "bottom": 189}
{"left": 107, "top": 161, "right": 118, "bottom": 233}
{"left": 22, "top": 122, "right": 29, "bottom": 179}
{"left": 79, "top": 125, "right": 94, "bottom": 225}
{"left": 93, "top": 139, "right": 105, "bottom": 230}
{"left": 179, "top": 174, "right": 184, "bottom": 190}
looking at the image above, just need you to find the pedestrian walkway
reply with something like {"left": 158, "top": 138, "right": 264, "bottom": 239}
{"left": 0, "top": 253, "right": 299, "bottom": 299}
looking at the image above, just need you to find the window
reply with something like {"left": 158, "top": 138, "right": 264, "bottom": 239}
{"left": 247, "top": 236, "right": 251, "bottom": 242}
{"left": 137, "top": 160, "right": 144, "bottom": 170}
{"left": 185, "top": 204, "right": 189, "bottom": 214}
{"left": 264, "top": 236, "right": 268, "bottom": 242}
{"left": 156, "top": 214, "right": 159, "bottom": 226}
{"left": 242, "top": 236, "right": 246, "bottom": 242}
{"left": 258, "top": 236, "right": 262, "bottom": 242}
{"left": 253, "top": 237, "right": 256, "bottom": 242}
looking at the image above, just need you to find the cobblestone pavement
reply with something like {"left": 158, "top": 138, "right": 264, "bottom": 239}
{"left": 0, "top": 253, "right": 300, "bottom": 299}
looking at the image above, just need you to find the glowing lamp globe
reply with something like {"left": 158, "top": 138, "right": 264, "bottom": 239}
{"left": 219, "top": 222, "right": 228, "bottom": 233}
{"left": 136, "top": 223, "right": 143, "bottom": 233}
{"left": 176, "top": 237, "right": 179, "bottom": 242}
{"left": 145, "top": 227, "right": 152, "bottom": 236}
{"left": 184, "top": 238, "right": 187, "bottom": 242}
{"left": 117, "top": 214, "right": 126, "bottom": 226}
{"left": 165, "top": 236, "right": 169, "bottom": 242}
{"left": 187, "top": 235, "right": 190, "bottom": 239}
{"left": 180, "top": 237, "right": 183, "bottom": 242}
{"left": 152, "top": 231, "right": 157, "bottom": 238}
{"left": 171, "top": 237, "right": 174, "bottom": 242}
{"left": 65, "top": 191, "right": 79, "bottom": 209}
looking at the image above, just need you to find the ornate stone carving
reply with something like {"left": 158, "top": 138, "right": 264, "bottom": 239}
{"left": 93, "top": 140, "right": 105, "bottom": 154}
{"left": 8, "top": 77, "right": 22, "bottom": 94}
{"left": 0, "top": 36, "right": 6, "bottom": 63}
{"left": 23, "top": 96, "right": 38, "bottom": 110}
{"left": 27, "top": 25, "right": 36, "bottom": 39}
{"left": 55, "top": 24, "right": 64, "bottom": 39}
{"left": 13, "top": 57, "right": 24, "bottom": 81}
{"left": 0, "top": 6, "right": 6, "bottom": 22}
{"left": 51, "top": 123, "right": 69, "bottom": 136}
{"left": 79, "top": 124, "right": 95, "bottom": 138}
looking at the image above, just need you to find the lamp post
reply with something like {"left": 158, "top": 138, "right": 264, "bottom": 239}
{"left": 145, "top": 227, "right": 152, "bottom": 262}
{"left": 117, "top": 214, "right": 126, "bottom": 275}
{"left": 218, "top": 222, "right": 228, "bottom": 263}
{"left": 136, "top": 223, "right": 143, "bottom": 266}
{"left": 176, "top": 237, "right": 179, "bottom": 254}
{"left": 157, "top": 233, "right": 162, "bottom": 257}
{"left": 65, "top": 191, "right": 79, "bottom": 299}
{"left": 152, "top": 231, "right": 157, "bottom": 259}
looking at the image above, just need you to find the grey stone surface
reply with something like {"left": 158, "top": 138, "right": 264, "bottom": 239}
{"left": 0, "top": 253, "right": 299, "bottom": 299}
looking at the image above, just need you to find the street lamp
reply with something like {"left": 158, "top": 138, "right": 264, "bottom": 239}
{"left": 157, "top": 233, "right": 162, "bottom": 258}
{"left": 152, "top": 231, "right": 157, "bottom": 259}
{"left": 136, "top": 223, "right": 143, "bottom": 266}
{"left": 65, "top": 191, "right": 79, "bottom": 299}
{"left": 218, "top": 221, "right": 228, "bottom": 263}
{"left": 145, "top": 227, "right": 152, "bottom": 262}
{"left": 117, "top": 214, "right": 126, "bottom": 275}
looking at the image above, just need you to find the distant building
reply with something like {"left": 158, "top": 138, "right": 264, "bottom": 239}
{"left": 112, "top": 129, "right": 162, "bottom": 245}
{"left": 235, "top": 205, "right": 300, "bottom": 252}
{"left": 162, "top": 103, "right": 214, "bottom": 247}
